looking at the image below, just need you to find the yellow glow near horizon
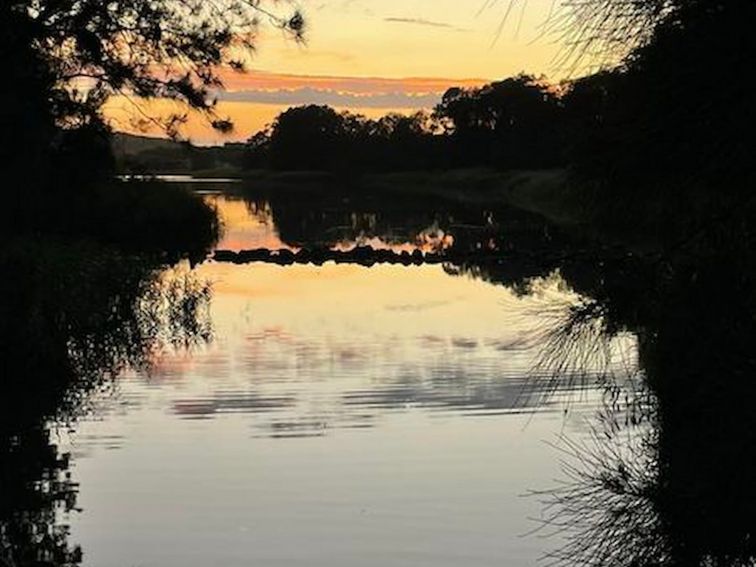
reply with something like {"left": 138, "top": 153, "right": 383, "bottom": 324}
{"left": 103, "top": 0, "right": 570, "bottom": 144}
{"left": 103, "top": 96, "right": 420, "bottom": 145}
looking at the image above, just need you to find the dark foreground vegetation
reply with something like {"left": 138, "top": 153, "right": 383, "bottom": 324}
{"left": 521, "top": 206, "right": 756, "bottom": 567}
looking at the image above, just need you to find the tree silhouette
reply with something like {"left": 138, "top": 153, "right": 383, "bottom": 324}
{"left": 1, "top": 0, "right": 303, "bottom": 185}
{"left": 535, "top": 0, "right": 755, "bottom": 238}
{"left": 434, "top": 74, "right": 564, "bottom": 168}
{"left": 267, "top": 105, "right": 347, "bottom": 171}
{"left": 2, "top": 0, "right": 303, "bottom": 134}
{"left": 1, "top": 0, "right": 300, "bottom": 236}
{"left": 247, "top": 105, "right": 443, "bottom": 172}
{"left": 245, "top": 81, "right": 569, "bottom": 174}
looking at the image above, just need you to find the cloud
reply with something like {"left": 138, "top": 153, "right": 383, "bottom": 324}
{"left": 383, "top": 16, "right": 469, "bottom": 32}
{"left": 105, "top": 71, "right": 491, "bottom": 144}
{"left": 216, "top": 87, "right": 443, "bottom": 109}
{"left": 211, "top": 70, "right": 492, "bottom": 110}
{"left": 217, "top": 70, "right": 488, "bottom": 96}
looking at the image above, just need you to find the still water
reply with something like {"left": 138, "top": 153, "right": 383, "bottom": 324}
{"left": 54, "top": 191, "right": 634, "bottom": 566}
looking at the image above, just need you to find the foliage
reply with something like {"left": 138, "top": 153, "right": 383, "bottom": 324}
{"left": 0, "top": 0, "right": 301, "bottom": 235}
{"left": 2, "top": 0, "right": 303, "bottom": 133}
{"left": 527, "top": 197, "right": 756, "bottom": 565}
{"left": 245, "top": 105, "right": 444, "bottom": 172}
{"left": 547, "top": 0, "right": 755, "bottom": 241}
{"left": 1, "top": 178, "right": 220, "bottom": 263}
{"left": 434, "top": 74, "right": 564, "bottom": 168}
{"left": 82, "top": 180, "right": 221, "bottom": 261}
{"left": 244, "top": 76, "right": 568, "bottom": 173}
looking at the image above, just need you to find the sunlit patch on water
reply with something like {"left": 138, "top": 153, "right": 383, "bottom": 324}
{"left": 205, "top": 193, "right": 460, "bottom": 254}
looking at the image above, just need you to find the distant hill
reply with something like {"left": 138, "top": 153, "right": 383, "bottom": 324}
{"left": 112, "top": 132, "right": 245, "bottom": 175}
{"left": 112, "top": 132, "right": 185, "bottom": 157}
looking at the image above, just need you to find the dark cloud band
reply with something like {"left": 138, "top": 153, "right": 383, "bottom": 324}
{"left": 216, "top": 87, "right": 443, "bottom": 109}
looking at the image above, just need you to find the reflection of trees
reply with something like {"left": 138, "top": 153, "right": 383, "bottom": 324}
{"left": 249, "top": 192, "right": 476, "bottom": 252}
{"left": 1, "top": 242, "right": 213, "bottom": 420}
{"left": 409, "top": 201, "right": 756, "bottom": 566}
{"left": 531, "top": 223, "right": 756, "bottom": 566}
{"left": 538, "top": 424, "right": 664, "bottom": 567}
{"left": 0, "top": 241, "right": 213, "bottom": 567}
{"left": 0, "top": 427, "right": 82, "bottom": 566}
{"left": 242, "top": 186, "right": 573, "bottom": 257}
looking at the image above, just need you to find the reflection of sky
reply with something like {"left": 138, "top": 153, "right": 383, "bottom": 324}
{"left": 208, "top": 193, "right": 455, "bottom": 253}
{"left": 209, "top": 196, "right": 293, "bottom": 251}
{"left": 60, "top": 198, "right": 638, "bottom": 567}
{"left": 154, "top": 264, "right": 597, "bottom": 431}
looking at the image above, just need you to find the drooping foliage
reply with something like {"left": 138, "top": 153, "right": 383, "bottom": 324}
{"left": 0, "top": 0, "right": 302, "bottom": 188}
{"left": 1, "top": 0, "right": 299, "bottom": 237}
{"left": 0, "top": 239, "right": 215, "bottom": 567}
{"left": 2, "top": 0, "right": 303, "bottom": 133}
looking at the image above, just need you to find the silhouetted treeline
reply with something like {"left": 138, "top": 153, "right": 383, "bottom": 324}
{"left": 556, "top": 0, "right": 754, "bottom": 241}
{"left": 436, "top": 76, "right": 564, "bottom": 169}
{"left": 244, "top": 74, "right": 569, "bottom": 172}
{"left": 245, "top": 106, "right": 444, "bottom": 172}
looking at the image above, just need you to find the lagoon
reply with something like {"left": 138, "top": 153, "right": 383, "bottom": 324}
{"left": 47, "top": 189, "right": 633, "bottom": 567}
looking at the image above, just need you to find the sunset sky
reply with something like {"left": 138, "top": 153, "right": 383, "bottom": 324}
{"left": 105, "top": 0, "right": 567, "bottom": 144}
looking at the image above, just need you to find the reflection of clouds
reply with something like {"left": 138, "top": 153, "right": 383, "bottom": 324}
{"left": 385, "top": 299, "right": 457, "bottom": 312}
{"left": 86, "top": 261, "right": 634, "bottom": 441}
{"left": 208, "top": 194, "right": 456, "bottom": 254}
{"left": 124, "top": 328, "right": 610, "bottom": 439}
{"left": 341, "top": 364, "right": 589, "bottom": 417}
{"left": 68, "top": 434, "right": 126, "bottom": 459}
{"left": 263, "top": 420, "right": 328, "bottom": 439}
{"left": 484, "top": 337, "right": 532, "bottom": 351}
{"left": 173, "top": 393, "right": 296, "bottom": 419}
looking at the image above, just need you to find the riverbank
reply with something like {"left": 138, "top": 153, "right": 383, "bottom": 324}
{"left": 213, "top": 168, "right": 582, "bottom": 228}
{"left": 2, "top": 178, "right": 220, "bottom": 263}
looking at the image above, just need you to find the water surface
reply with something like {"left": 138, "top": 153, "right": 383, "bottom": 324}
{"left": 54, "top": 191, "right": 633, "bottom": 566}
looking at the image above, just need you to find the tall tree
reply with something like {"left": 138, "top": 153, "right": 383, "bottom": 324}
{"left": 1, "top": 0, "right": 303, "bottom": 229}
{"left": 2, "top": 0, "right": 304, "bottom": 134}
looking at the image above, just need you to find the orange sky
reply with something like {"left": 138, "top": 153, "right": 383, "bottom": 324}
{"left": 103, "top": 96, "right": 437, "bottom": 146}
{"left": 103, "top": 0, "right": 569, "bottom": 145}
